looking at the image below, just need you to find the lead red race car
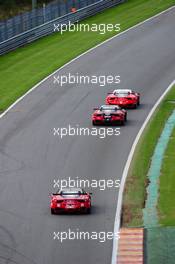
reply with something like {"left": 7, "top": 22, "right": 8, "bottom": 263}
{"left": 92, "top": 105, "right": 127, "bottom": 126}
{"left": 50, "top": 188, "right": 92, "bottom": 214}
{"left": 106, "top": 89, "right": 140, "bottom": 108}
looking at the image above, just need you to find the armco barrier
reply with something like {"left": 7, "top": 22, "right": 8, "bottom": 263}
{"left": 0, "top": 0, "right": 101, "bottom": 42}
{"left": 0, "top": 0, "right": 125, "bottom": 55}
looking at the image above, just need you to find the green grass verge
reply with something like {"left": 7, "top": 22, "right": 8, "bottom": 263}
{"left": 0, "top": 0, "right": 175, "bottom": 112}
{"left": 122, "top": 85, "right": 175, "bottom": 227}
{"left": 158, "top": 125, "right": 175, "bottom": 226}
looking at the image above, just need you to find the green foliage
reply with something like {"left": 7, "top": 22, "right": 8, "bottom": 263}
{"left": 0, "top": 0, "right": 54, "bottom": 19}
{"left": 0, "top": 0, "right": 16, "bottom": 8}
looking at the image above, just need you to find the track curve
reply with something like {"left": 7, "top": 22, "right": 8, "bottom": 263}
{"left": 0, "top": 7, "right": 175, "bottom": 264}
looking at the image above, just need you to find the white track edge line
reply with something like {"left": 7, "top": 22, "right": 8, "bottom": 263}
{"left": 111, "top": 79, "right": 175, "bottom": 264}
{"left": 0, "top": 5, "right": 174, "bottom": 120}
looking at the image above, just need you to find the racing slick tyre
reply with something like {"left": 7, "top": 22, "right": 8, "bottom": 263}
{"left": 137, "top": 99, "right": 140, "bottom": 106}
{"left": 86, "top": 208, "right": 91, "bottom": 214}
{"left": 51, "top": 209, "right": 55, "bottom": 215}
{"left": 133, "top": 104, "right": 137, "bottom": 109}
{"left": 124, "top": 114, "right": 127, "bottom": 122}
{"left": 92, "top": 121, "right": 98, "bottom": 126}
{"left": 120, "top": 120, "right": 125, "bottom": 126}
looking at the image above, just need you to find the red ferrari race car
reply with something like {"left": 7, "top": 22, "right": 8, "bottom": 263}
{"left": 106, "top": 89, "right": 140, "bottom": 108}
{"left": 50, "top": 188, "right": 91, "bottom": 214}
{"left": 92, "top": 105, "right": 127, "bottom": 126}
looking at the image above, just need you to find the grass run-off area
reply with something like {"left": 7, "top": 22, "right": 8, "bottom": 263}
{"left": 159, "top": 122, "right": 175, "bottom": 226}
{"left": 123, "top": 84, "right": 175, "bottom": 227}
{"left": 0, "top": 0, "right": 175, "bottom": 112}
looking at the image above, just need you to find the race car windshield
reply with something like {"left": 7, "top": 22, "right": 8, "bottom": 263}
{"left": 61, "top": 191, "right": 81, "bottom": 196}
{"left": 114, "top": 90, "right": 131, "bottom": 94}
{"left": 101, "top": 106, "right": 119, "bottom": 111}
{"left": 115, "top": 93, "right": 129, "bottom": 97}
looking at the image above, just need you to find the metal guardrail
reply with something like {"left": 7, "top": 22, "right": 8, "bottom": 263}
{"left": 0, "top": 0, "right": 125, "bottom": 55}
{"left": 0, "top": 0, "right": 100, "bottom": 42}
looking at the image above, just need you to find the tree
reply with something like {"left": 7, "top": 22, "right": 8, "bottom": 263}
{"left": 0, "top": 0, "right": 15, "bottom": 8}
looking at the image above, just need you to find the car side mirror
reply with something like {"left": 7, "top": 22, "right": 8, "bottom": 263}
{"left": 89, "top": 192, "right": 92, "bottom": 195}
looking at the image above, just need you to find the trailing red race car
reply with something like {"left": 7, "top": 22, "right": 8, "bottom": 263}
{"left": 106, "top": 89, "right": 140, "bottom": 108}
{"left": 92, "top": 105, "right": 127, "bottom": 126}
{"left": 50, "top": 188, "right": 91, "bottom": 214}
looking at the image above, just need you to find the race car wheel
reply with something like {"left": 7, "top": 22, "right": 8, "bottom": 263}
{"left": 133, "top": 104, "right": 137, "bottom": 109}
{"left": 121, "top": 120, "right": 125, "bottom": 126}
{"left": 51, "top": 209, "right": 55, "bottom": 215}
{"left": 92, "top": 121, "right": 96, "bottom": 126}
{"left": 137, "top": 99, "right": 140, "bottom": 106}
{"left": 125, "top": 114, "right": 127, "bottom": 122}
{"left": 86, "top": 208, "right": 91, "bottom": 214}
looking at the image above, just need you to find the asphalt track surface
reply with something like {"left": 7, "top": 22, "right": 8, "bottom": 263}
{"left": 0, "top": 7, "right": 175, "bottom": 264}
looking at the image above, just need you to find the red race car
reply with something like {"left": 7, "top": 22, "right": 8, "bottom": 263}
{"left": 92, "top": 105, "right": 127, "bottom": 126}
{"left": 50, "top": 188, "right": 91, "bottom": 214}
{"left": 106, "top": 89, "right": 140, "bottom": 108}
